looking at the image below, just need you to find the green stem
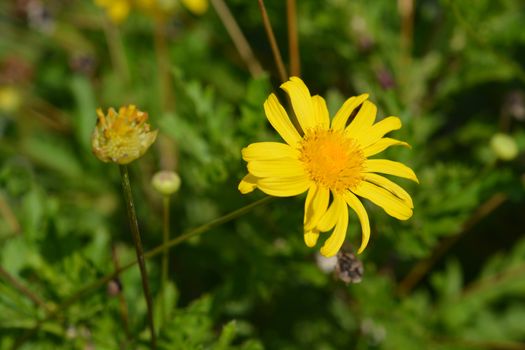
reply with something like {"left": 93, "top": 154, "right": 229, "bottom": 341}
{"left": 12, "top": 196, "right": 272, "bottom": 349}
{"left": 161, "top": 195, "right": 170, "bottom": 323}
{"left": 119, "top": 165, "right": 156, "bottom": 349}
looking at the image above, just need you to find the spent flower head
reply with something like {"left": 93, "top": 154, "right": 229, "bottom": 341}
{"left": 239, "top": 77, "right": 418, "bottom": 257}
{"left": 92, "top": 105, "right": 158, "bottom": 164}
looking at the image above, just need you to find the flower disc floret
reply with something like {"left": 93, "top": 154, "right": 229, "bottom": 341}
{"left": 300, "top": 128, "right": 364, "bottom": 193}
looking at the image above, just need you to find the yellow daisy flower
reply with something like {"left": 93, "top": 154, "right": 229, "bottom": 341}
{"left": 239, "top": 77, "right": 418, "bottom": 257}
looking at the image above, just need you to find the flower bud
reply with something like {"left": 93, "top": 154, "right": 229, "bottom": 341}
{"left": 490, "top": 133, "right": 518, "bottom": 161}
{"left": 92, "top": 105, "right": 158, "bottom": 164}
{"left": 152, "top": 170, "right": 181, "bottom": 196}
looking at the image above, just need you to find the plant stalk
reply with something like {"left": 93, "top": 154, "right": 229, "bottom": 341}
{"left": 103, "top": 19, "right": 130, "bottom": 83}
{"left": 161, "top": 195, "right": 170, "bottom": 323}
{"left": 257, "top": 0, "right": 288, "bottom": 83}
{"left": 153, "top": 20, "right": 178, "bottom": 171}
{"left": 12, "top": 196, "right": 273, "bottom": 349}
{"left": 397, "top": 192, "right": 507, "bottom": 295}
{"left": 210, "top": 0, "right": 264, "bottom": 77}
{"left": 286, "top": 0, "right": 300, "bottom": 77}
{"left": 0, "top": 266, "right": 51, "bottom": 314}
{"left": 119, "top": 165, "right": 156, "bottom": 349}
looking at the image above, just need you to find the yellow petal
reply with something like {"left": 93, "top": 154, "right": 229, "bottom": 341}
{"left": 364, "top": 159, "right": 419, "bottom": 183}
{"left": 363, "top": 138, "right": 411, "bottom": 157}
{"left": 312, "top": 95, "right": 330, "bottom": 129}
{"left": 358, "top": 116, "right": 402, "bottom": 148}
{"left": 238, "top": 174, "right": 258, "bottom": 194}
{"left": 320, "top": 196, "right": 349, "bottom": 257}
{"left": 304, "top": 184, "right": 330, "bottom": 230}
{"left": 304, "top": 230, "right": 320, "bottom": 247}
{"left": 331, "top": 94, "right": 369, "bottom": 131}
{"left": 352, "top": 181, "right": 413, "bottom": 220}
{"left": 242, "top": 142, "right": 299, "bottom": 161}
{"left": 248, "top": 159, "right": 306, "bottom": 178}
{"left": 364, "top": 173, "right": 414, "bottom": 208}
{"left": 280, "top": 77, "right": 316, "bottom": 132}
{"left": 317, "top": 194, "right": 343, "bottom": 232}
{"left": 257, "top": 175, "right": 310, "bottom": 197}
{"left": 345, "top": 100, "right": 377, "bottom": 139}
{"left": 342, "top": 191, "right": 370, "bottom": 254}
{"left": 264, "top": 94, "right": 302, "bottom": 147}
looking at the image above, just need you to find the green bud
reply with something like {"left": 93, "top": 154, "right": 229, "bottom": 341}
{"left": 152, "top": 170, "right": 181, "bottom": 196}
{"left": 490, "top": 133, "right": 518, "bottom": 161}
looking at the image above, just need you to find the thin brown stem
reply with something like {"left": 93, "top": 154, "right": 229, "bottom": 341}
{"left": 12, "top": 196, "right": 273, "bottom": 349}
{"left": 110, "top": 245, "right": 131, "bottom": 342}
{"left": 397, "top": 193, "right": 507, "bottom": 295}
{"left": 0, "top": 266, "right": 51, "bottom": 314}
{"left": 119, "top": 165, "right": 156, "bottom": 349}
{"left": 210, "top": 0, "right": 264, "bottom": 77}
{"left": 286, "top": 0, "right": 300, "bottom": 77}
{"left": 257, "top": 0, "right": 288, "bottom": 83}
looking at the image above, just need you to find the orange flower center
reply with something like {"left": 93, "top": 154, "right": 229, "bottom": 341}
{"left": 299, "top": 128, "right": 364, "bottom": 193}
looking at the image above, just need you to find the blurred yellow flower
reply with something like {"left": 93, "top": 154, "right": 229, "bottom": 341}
{"left": 0, "top": 86, "right": 21, "bottom": 113}
{"left": 95, "top": 0, "right": 131, "bottom": 23}
{"left": 95, "top": 0, "right": 207, "bottom": 21}
{"left": 92, "top": 105, "right": 158, "bottom": 164}
{"left": 239, "top": 77, "right": 418, "bottom": 257}
{"left": 181, "top": 0, "right": 208, "bottom": 15}
{"left": 137, "top": 0, "right": 208, "bottom": 17}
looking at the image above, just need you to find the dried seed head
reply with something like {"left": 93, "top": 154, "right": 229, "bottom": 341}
{"left": 92, "top": 105, "right": 158, "bottom": 164}
{"left": 335, "top": 250, "right": 364, "bottom": 284}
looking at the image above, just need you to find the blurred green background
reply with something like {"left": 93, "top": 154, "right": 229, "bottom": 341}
{"left": 1, "top": 0, "right": 525, "bottom": 349}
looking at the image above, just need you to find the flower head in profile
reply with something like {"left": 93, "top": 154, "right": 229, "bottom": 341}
{"left": 239, "top": 77, "right": 418, "bottom": 257}
{"left": 92, "top": 105, "right": 158, "bottom": 164}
